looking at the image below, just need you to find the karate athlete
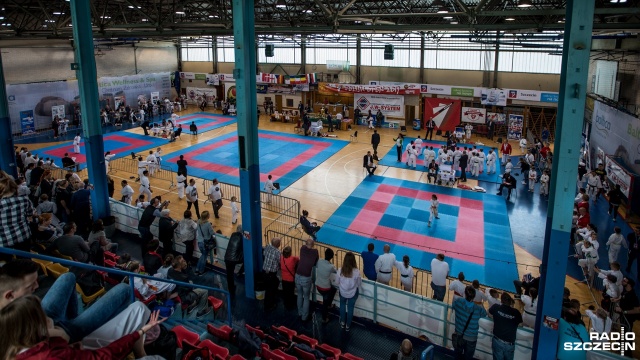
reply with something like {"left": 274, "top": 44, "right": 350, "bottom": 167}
{"left": 73, "top": 133, "right": 81, "bottom": 153}
{"left": 139, "top": 170, "right": 152, "bottom": 200}
{"left": 486, "top": 149, "right": 497, "bottom": 174}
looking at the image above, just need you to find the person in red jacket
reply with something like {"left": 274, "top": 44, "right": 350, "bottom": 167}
{"left": 500, "top": 139, "right": 512, "bottom": 165}
{"left": 1, "top": 295, "right": 164, "bottom": 360}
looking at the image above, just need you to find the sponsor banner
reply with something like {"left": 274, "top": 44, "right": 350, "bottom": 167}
{"left": 487, "top": 112, "right": 506, "bottom": 125}
{"left": 206, "top": 74, "right": 219, "bottom": 86}
{"left": 257, "top": 84, "right": 268, "bottom": 94}
{"left": 319, "top": 82, "right": 419, "bottom": 95}
{"left": 508, "top": 114, "right": 524, "bottom": 140}
{"left": 541, "top": 93, "right": 559, "bottom": 103}
{"left": 268, "top": 85, "right": 296, "bottom": 94}
{"left": 194, "top": 73, "right": 207, "bottom": 81}
{"left": 258, "top": 73, "right": 277, "bottom": 84}
{"left": 179, "top": 72, "right": 195, "bottom": 80}
{"left": 605, "top": 156, "right": 633, "bottom": 198}
{"left": 225, "top": 82, "right": 236, "bottom": 101}
{"left": 51, "top": 105, "right": 65, "bottom": 120}
{"left": 423, "top": 98, "right": 462, "bottom": 132}
{"left": 461, "top": 107, "right": 486, "bottom": 124}
{"left": 481, "top": 88, "right": 507, "bottom": 106}
{"left": 354, "top": 93, "right": 405, "bottom": 118}
{"left": 451, "top": 87, "right": 474, "bottom": 97}
{"left": 421, "top": 84, "right": 450, "bottom": 95}
{"left": 292, "top": 83, "right": 310, "bottom": 92}
{"left": 506, "top": 89, "right": 559, "bottom": 103}
{"left": 186, "top": 87, "right": 216, "bottom": 104}
{"left": 218, "top": 73, "right": 235, "bottom": 82}
{"left": 326, "top": 60, "right": 350, "bottom": 71}
{"left": 150, "top": 92, "right": 160, "bottom": 103}
{"left": 590, "top": 100, "right": 640, "bottom": 176}
{"left": 20, "top": 110, "right": 35, "bottom": 135}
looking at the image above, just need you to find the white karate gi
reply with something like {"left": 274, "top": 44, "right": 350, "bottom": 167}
{"left": 486, "top": 152, "right": 496, "bottom": 174}
{"left": 606, "top": 233, "right": 628, "bottom": 264}
{"left": 176, "top": 174, "right": 186, "bottom": 199}
{"left": 540, "top": 174, "right": 549, "bottom": 195}
{"left": 146, "top": 154, "right": 157, "bottom": 175}
{"left": 465, "top": 124, "right": 473, "bottom": 140}
{"left": 429, "top": 199, "right": 439, "bottom": 224}
{"left": 375, "top": 253, "right": 396, "bottom": 285}
{"left": 470, "top": 155, "right": 481, "bottom": 176}
{"left": 231, "top": 201, "right": 239, "bottom": 224}
{"left": 407, "top": 147, "right": 418, "bottom": 168}
{"left": 395, "top": 261, "right": 414, "bottom": 292}
{"left": 528, "top": 169, "right": 537, "bottom": 191}
{"left": 137, "top": 160, "right": 148, "bottom": 180}
{"left": 73, "top": 135, "right": 81, "bottom": 153}
{"left": 104, "top": 153, "right": 116, "bottom": 173}
{"left": 139, "top": 174, "right": 152, "bottom": 199}
{"left": 477, "top": 151, "right": 486, "bottom": 174}
{"left": 264, "top": 178, "right": 276, "bottom": 203}
{"left": 121, "top": 184, "right": 134, "bottom": 205}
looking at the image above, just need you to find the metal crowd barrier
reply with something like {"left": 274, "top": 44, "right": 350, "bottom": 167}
{"left": 109, "top": 157, "right": 175, "bottom": 188}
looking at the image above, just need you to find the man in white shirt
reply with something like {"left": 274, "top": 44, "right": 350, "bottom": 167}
{"left": 430, "top": 254, "right": 449, "bottom": 301}
{"left": 374, "top": 244, "right": 396, "bottom": 285}
{"left": 208, "top": 178, "right": 223, "bottom": 219}
{"left": 449, "top": 272, "right": 466, "bottom": 302}
{"left": 503, "top": 158, "right": 513, "bottom": 174}
{"left": 120, "top": 180, "right": 134, "bottom": 205}
{"left": 264, "top": 174, "right": 276, "bottom": 204}
{"left": 139, "top": 170, "right": 152, "bottom": 200}
{"left": 335, "top": 112, "right": 343, "bottom": 130}
{"left": 185, "top": 178, "right": 201, "bottom": 219}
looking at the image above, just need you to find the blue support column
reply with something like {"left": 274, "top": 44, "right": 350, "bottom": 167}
{"left": 69, "top": 0, "right": 110, "bottom": 220}
{"left": 232, "top": 0, "right": 262, "bottom": 299}
{"left": 533, "top": 0, "right": 595, "bottom": 358}
{"left": 0, "top": 52, "right": 18, "bottom": 178}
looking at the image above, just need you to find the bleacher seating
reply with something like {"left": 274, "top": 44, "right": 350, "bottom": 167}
{"left": 171, "top": 325, "right": 200, "bottom": 349}
{"left": 199, "top": 339, "right": 230, "bottom": 360}
{"left": 207, "top": 323, "right": 233, "bottom": 342}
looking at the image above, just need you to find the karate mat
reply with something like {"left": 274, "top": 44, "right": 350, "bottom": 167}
{"left": 164, "top": 130, "right": 349, "bottom": 190}
{"left": 31, "top": 132, "right": 171, "bottom": 171}
{"left": 167, "top": 112, "right": 237, "bottom": 133}
{"left": 378, "top": 138, "right": 502, "bottom": 184}
{"left": 318, "top": 176, "right": 519, "bottom": 291}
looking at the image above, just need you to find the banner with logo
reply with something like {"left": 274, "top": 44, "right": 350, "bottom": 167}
{"left": 186, "top": 87, "right": 216, "bottom": 104}
{"left": 423, "top": 98, "right": 462, "bottom": 132}
{"left": 487, "top": 112, "right": 506, "bottom": 125}
{"left": 605, "top": 156, "right": 633, "bottom": 198}
{"left": 481, "top": 88, "right": 507, "bottom": 106}
{"left": 19, "top": 110, "right": 35, "bottom": 135}
{"left": 355, "top": 93, "right": 404, "bottom": 118}
{"left": 267, "top": 85, "right": 297, "bottom": 94}
{"left": 507, "top": 89, "right": 559, "bottom": 103}
{"left": 51, "top": 105, "right": 65, "bottom": 120}
{"left": 326, "top": 60, "right": 350, "bottom": 71}
{"left": 225, "top": 82, "right": 236, "bottom": 102}
{"left": 179, "top": 72, "right": 195, "bottom": 80}
{"left": 320, "top": 82, "right": 419, "bottom": 95}
{"left": 206, "top": 74, "right": 219, "bottom": 86}
{"left": 590, "top": 100, "right": 640, "bottom": 176}
{"left": 508, "top": 114, "right": 524, "bottom": 140}
{"left": 461, "top": 107, "right": 486, "bottom": 124}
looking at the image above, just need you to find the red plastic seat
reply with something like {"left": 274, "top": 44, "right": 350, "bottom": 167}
{"left": 245, "top": 324, "right": 265, "bottom": 339}
{"left": 200, "top": 339, "right": 229, "bottom": 360}
{"left": 318, "top": 343, "right": 341, "bottom": 358}
{"left": 134, "top": 288, "right": 157, "bottom": 305}
{"left": 272, "top": 325, "right": 296, "bottom": 340}
{"left": 208, "top": 295, "right": 223, "bottom": 312}
{"left": 207, "top": 323, "right": 232, "bottom": 341}
{"left": 104, "top": 251, "right": 119, "bottom": 262}
{"left": 293, "top": 334, "right": 318, "bottom": 348}
{"left": 170, "top": 325, "right": 200, "bottom": 349}
{"left": 229, "top": 355, "right": 246, "bottom": 360}
{"left": 340, "top": 353, "right": 364, "bottom": 360}
{"left": 273, "top": 349, "right": 296, "bottom": 360}
{"left": 261, "top": 344, "right": 285, "bottom": 360}
{"left": 104, "top": 259, "right": 116, "bottom": 267}
{"left": 293, "top": 347, "right": 317, "bottom": 360}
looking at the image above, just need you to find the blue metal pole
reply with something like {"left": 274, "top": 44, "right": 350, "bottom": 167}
{"left": 129, "top": 275, "right": 136, "bottom": 304}
{"left": 533, "top": 0, "right": 595, "bottom": 358}
{"left": 0, "top": 52, "right": 18, "bottom": 178}
{"left": 69, "top": 0, "right": 110, "bottom": 220}
{"left": 232, "top": 0, "right": 261, "bottom": 299}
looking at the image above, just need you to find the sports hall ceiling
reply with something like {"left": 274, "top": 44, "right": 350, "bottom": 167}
{"left": 0, "top": 0, "right": 638, "bottom": 41}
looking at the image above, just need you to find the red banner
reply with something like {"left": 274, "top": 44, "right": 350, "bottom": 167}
{"left": 423, "top": 98, "right": 462, "bottom": 132}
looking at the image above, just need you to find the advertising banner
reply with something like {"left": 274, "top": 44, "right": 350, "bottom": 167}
{"left": 51, "top": 105, "right": 65, "bottom": 120}
{"left": 422, "top": 98, "right": 462, "bottom": 132}
{"left": 218, "top": 74, "right": 235, "bottom": 82}
{"left": 268, "top": 85, "right": 296, "bottom": 94}
{"left": 206, "top": 74, "right": 219, "bottom": 86}
{"left": 257, "top": 84, "right": 268, "bottom": 94}
{"left": 461, "top": 107, "right": 487, "bottom": 124}
{"left": 19, "top": 110, "right": 35, "bottom": 135}
{"left": 605, "top": 156, "right": 632, "bottom": 198}
{"left": 481, "top": 88, "right": 507, "bottom": 106}
{"left": 508, "top": 89, "right": 540, "bottom": 102}
{"left": 224, "top": 82, "right": 236, "bottom": 102}
{"left": 354, "top": 93, "right": 405, "bottom": 118}
{"left": 508, "top": 114, "right": 524, "bottom": 140}
{"left": 186, "top": 87, "right": 216, "bottom": 104}
{"left": 320, "top": 82, "right": 419, "bottom": 95}
{"left": 487, "top": 112, "right": 506, "bottom": 124}
{"left": 179, "top": 72, "right": 195, "bottom": 80}
{"left": 590, "top": 100, "right": 640, "bottom": 176}
{"left": 326, "top": 60, "right": 350, "bottom": 71}
{"left": 150, "top": 92, "right": 160, "bottom": 103}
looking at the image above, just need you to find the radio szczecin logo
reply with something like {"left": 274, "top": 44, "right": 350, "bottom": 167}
{"left": 564, "top": 329, "right": 635, "bottom": 355}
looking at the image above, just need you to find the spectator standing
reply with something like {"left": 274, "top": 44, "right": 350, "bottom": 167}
{"left": 207, "top": 178, "right": 223, "bottom": 219}
{"left": 280, "top": 246, "right": 299, "bottom": 310}
{"left": 449, "top": 272, "right": 466, "bottom": 302}
{"left": 185, "top": 179, "right": 201, "bottom": 219}
{"left": 607, "top": 184, "right": 624, "bottom": 222}
{"left": 225, "top": 225, "right": 244, "bottom": 296}
{"left": 70, "top": 181, "right": 92, "bottom": 236}
{"left": 177, "top": 155, "right": 188, "bottom": 178}
{"left": 337, "top": 252, "right": 362, "bottom": 332}
{"left": 452, "top": 286, "right": 487, "bottom": 360}
{"left": 316, "top": 248, "right": 338, "bottom": 324}
{"left": 395, "top": 255, "right": 414, "bottom": 292}
{"left": 137, "top": 198, "right": 169, "bottom": 246}
{"left": 262, "top": 237, "right": 282, "bottom": 312}
{"left": 361, "top": 243, "right": 379, "bottom": 282}
{"left": 489, "top": 293, "right": 522, "bottom": 360}
{"left": 626, "top": 226, "right": 639, "bottom": 273}
{"left": 371, "top": 129, "right": 381, "bottom": 158}
{"left": 175, "top": 210, "right": 198, "bottom": 265}
{"left": 142, "top": 239, "right": 163, "bottom": 276}
{"left": 195, "top": 211, "right": 216, "bottom": 276}
{"left": 158, "top": 209, "right": 178, "bottom": 256}
{"left": 521, "top": 288, "right": 538, "bottom": 328}
{"left": 375, "top": 244, "right": 396, "bottom": 285}
{"left": 430, "top": 254, "right": 450, "bottom": 301}
{"left": 613, "top": 277, "right": 640, "bottom": 331}
{"left": 296, "top": 238, "right": 319, "bottom": 322}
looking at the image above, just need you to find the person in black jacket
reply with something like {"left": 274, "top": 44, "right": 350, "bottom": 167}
{"left": 626, "top": 226, "right": 639, "bottom": 273}
{"left": 363, "top": 151, "right": 376, "bottom": 176}
{"left": 158, "top": 209, "right": 178, "bottom": 257}
{"left": 224, "top": 225, "right": 245, "bottom": 295}
{"left": 459, "top": 151, "right": 469, "bottom": 182}
{"left": 497, "top": 173, "right": 517, "bottom": 200}
{"left": 607, "top": 184, "right": 624, "bottom": 222}
{"left": 143, "top": 239, "right": 163, "bottom": 276}
{"left": 138, "top": 197, "right": 169, "bottom": 246}
{"left": 371, "top": 130, "right": 381, "bottom": 158}
{"left": 168, "top": 255, "right": 211, "bottom": 317}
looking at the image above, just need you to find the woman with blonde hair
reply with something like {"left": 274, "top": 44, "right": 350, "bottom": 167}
{"left": 34, "top": 213, "right": 61, "bottom": 246}
{"left": 0, "top": 295, "right": 164, "bottom": 360}
{"left": 0, "top": 171, "right": 34, "bottom": 261}
{"left": 337, "top": 252, "right": 362, "bottom": 331}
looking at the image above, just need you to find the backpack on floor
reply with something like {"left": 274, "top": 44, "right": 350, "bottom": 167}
{"left": 149, "top": 299, "right": 176, "bottom": 318}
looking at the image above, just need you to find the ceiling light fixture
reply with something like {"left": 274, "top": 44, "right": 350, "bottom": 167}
{"left": 175, "top": 6, "right": 185, "bottom": 15}
{"left": 304, "top": 9, "right": 312, "bottom": 13}
{"left": 505, "top": 17, "right": 515, "bottom": 21}
{"left": 276, "top": 0, "right": 286, "bottom": 8}
{"left": 53, "top": 12, "right": 64, "bottom": 15}
{"left": 437, "top": 6, "right": 449, "bottom": 14}
{"left": 518, "top": 0, "right": 533, "bottom": 7}
{"left": 450, "top": 20, "right": 458, "bottom": 24}
{"left": 443, "top": 15, "right": 453, "bottom": 19}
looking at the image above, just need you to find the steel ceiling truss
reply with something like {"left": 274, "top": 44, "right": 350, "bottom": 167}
{"left": 0, "top": 0, "right": 638, "bottom": 40}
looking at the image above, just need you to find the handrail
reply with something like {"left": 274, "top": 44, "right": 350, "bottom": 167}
{"left": 0, "top": 247, "right": 232, "bottom": 326}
